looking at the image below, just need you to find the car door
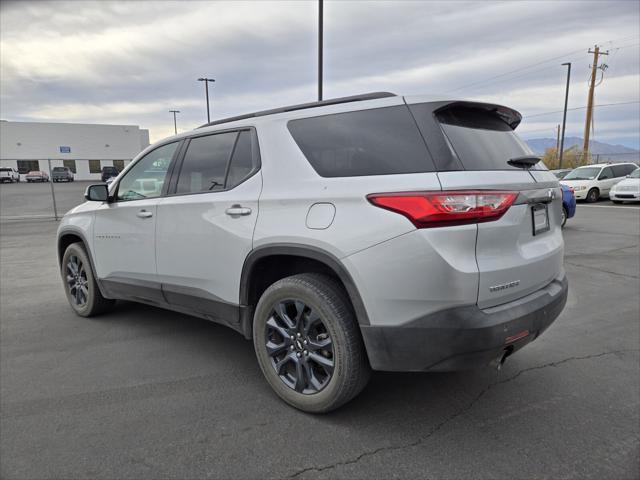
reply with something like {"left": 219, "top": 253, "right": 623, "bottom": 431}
{"left": 93, "top": 141, "right": 180, "bottom": 302}
{"left": 597, "top": 166, "right": 616, "bottom": 195}
{"left": 156, "top": 129, "right": 261, "bottom": 326}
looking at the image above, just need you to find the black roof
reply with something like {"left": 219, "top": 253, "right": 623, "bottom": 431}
{"left": 198, "top": 92, "right": 396, "bottom": 128}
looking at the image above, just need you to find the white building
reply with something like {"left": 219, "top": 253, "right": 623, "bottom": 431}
{"left": 0, "top": 120, "right": 150, "bottom": 180}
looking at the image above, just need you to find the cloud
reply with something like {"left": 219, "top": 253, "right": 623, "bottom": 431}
{"left": 1, "top": 0, "right": 638, "bottom": 147}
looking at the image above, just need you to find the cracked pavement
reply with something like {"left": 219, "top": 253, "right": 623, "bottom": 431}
{"left": 1, "top": 188, "right": 639, "bottom": 479}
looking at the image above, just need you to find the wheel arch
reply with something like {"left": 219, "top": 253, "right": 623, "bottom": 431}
{"left": 240, "top": 244, "right": 370, "bottom": 337}
{"left": 57, "top": 229, "right": 109, "bottom": 298}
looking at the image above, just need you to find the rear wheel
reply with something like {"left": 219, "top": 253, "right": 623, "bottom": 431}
{"left": 561, "top": 206, "right": 568, "bottom": 227}
{"left": 253, "top": 273, "right": 370, "bottom": 413}
{"left": 586, "top": 188, "right": 599, "bottom": 203}
{"left": 61, "top": 243, "right": 115, "bottom": 317}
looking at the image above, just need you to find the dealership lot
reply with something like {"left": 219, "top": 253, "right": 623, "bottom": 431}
{"left": 1, "top": 186, "right": 638, "bottom": 479}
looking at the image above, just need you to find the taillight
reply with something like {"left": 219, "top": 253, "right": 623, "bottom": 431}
{"left": 367, "top": 191, "right": 518, "bottom": 228}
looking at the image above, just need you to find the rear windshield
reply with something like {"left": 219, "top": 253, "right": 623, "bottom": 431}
{"left": 287, "top": 106, "right": 436, "bottom": 177}
{"left": 436, "top": 106, "right": 541, "bottom": 171}
{"left": 53, "top": 167, "right": 66, "bottom": 172}
{"left": 0, "top": 168, "right": 12, "bottom": 172}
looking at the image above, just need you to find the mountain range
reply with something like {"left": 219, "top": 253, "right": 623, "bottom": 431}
{"left": 525, "top": 137, "right": 639, "bottom": 162}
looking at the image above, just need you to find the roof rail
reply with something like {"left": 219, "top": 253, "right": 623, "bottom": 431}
{"left": 198, "top": 92, "right": 396, "bottom": 128}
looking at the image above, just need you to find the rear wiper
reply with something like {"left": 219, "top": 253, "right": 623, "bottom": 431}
{"left": 508, "top": 155, "right": 541, "bottom": 169}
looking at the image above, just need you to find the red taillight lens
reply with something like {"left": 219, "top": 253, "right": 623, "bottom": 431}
{"left": 367, "top": 191, "right": 518, "bottom": 228}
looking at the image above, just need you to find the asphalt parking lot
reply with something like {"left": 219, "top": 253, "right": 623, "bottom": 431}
{"left": 1, "top": 184, "right": 639, "bottom": 479}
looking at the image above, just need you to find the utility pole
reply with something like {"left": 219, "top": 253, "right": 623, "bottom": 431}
{"left": 559, "top": 62, "right": 571, "bottom": 169}
{"left": 583, "top": 46, "right": 608, "bottom": 162}
{"left": 169, "top": 110, "right": 180, "bottom": 135}
{"left": 555, "top": 124, "right": 561, "bottom": 162}
{"left": 198, "top": 77, "right": 215, "bottom": 123}
{"left": 318, "top": 0, "right": 323, "bottom": 101}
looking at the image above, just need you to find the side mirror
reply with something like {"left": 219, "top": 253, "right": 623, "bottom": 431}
{"left": 85, "top": 184, "right": 110, "bottom": 202}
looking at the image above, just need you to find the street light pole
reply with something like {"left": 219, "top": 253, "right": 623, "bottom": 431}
{"left": 169, "top": 110, "right": 180, "bottom": 135}
{"left": 559, "top": 62, "right": 571, "bottom": 169}
{"left": 318, "top": 0, "right": 323, "bottom": 101}
{"left": 197, "top": 77, "right": 215, "bottom": 123}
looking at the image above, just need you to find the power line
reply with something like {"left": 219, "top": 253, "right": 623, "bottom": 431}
{"left": 523, "top": 101, "right": 640, "bottom": 119}
{"left": 444, "top": 48, "right": 585, "bottom": 93}
{"left": 445, "top": 35, "right": 639, "bottom": 94}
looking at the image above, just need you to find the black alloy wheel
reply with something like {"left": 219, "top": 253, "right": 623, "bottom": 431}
{"left": 66, "top": 254, "right": 89, "bottom": 307}
{"left": 265, "top": 299, "right": 334, "bottom": 394}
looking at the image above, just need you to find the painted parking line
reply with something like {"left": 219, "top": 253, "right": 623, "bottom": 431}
{"left": 578, "top": 204, "right": 640, "bottom": 210}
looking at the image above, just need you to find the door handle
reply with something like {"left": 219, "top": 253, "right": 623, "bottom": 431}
{"left": 225, "top": 205, "right": 252, "bottom": 216}
{"left": 136, "top": 209, "right": 153, "bottom": 219}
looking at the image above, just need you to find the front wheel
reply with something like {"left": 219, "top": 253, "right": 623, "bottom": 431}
{"left": 561, "top": 206, "right": 568, "bottom": 227}
{"left": 586, "top": 188, "right": 599, "bottom": 203}
{"left": 253, "top": 273, "right": 370, "bottom": 413}
{"left": 61, "top": 243, "right": 115, "bottom": 317}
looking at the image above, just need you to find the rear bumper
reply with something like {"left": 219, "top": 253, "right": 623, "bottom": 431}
{"left": 360, "top": 274, "right": 568, "bottom": 372}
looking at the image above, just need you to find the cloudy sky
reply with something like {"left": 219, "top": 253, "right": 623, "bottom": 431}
{"left": 1, "top": 0, "right": 639, "bottom": 149}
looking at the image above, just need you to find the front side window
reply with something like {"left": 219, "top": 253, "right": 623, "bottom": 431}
{"left": 288, "top": 106, "right": 436, "bottom": 177}
{"left": 599, "top": 167, "right": 614, "bottom": 180}
{"left": 117, "top": 142, "right": 178, "bottom": 201}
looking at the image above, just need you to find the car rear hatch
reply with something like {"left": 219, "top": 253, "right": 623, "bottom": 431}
{"left": 406, "top": 99, "right": 564, "bottom": 308}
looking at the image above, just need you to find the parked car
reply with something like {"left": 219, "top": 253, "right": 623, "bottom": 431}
{"left": 609, "top": 168, "right": 640, "bottom": 203}
{"left": 0, "top": 167, "right": 20, "bottom": 183}
{"left": 101, "top": 166, "right": 120, "bottom": 183}
{"left": 560, "top": 184, "right": 576, "bottom": 227}
{"left": 57, "top": 93, "right": 568, "bottom": 412}
{"left": 25, "top": 171, "right": 49, "bottom": 182}
{"left": 551, "top": 168, "right": 572, "bottom": 180}
{"left": 52, "top": 166, "right": 74, "bottom": 182}
{"left": 560, "top": 162, "right": 638, "bottom": 202}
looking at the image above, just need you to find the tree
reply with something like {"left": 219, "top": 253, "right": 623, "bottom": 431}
{"left": 541, "top": 145, "right": 590, "bottom": 170}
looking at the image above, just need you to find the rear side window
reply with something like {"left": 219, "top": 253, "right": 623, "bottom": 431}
{"left": 436, "top": 106, "right": 539, "bottom": 171}
{"left": 226, "top": 130, "right": 258, "bottom": 189}
{"left": 176, "top": 132, "right": 237, "bottom": 194}
{"left": 612, "top": 164, "right": 636, "bottom": 177}
{"left": 287, "top": 106, "right": 436, "bottom": 177}
{"left": 599, "top": 166, "right": 614, "bottom": 180}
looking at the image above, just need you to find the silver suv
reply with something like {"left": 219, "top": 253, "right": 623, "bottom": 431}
{"left": 57, "top": 93, "right": 568, "bottom": 412}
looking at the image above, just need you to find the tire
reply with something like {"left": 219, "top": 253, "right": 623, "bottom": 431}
{"left": 253, "top": 273, "right": 371, "bottom": 413}
{"left": 61, "top": 242, "right": 115, "bottom": 317}
{"left": 561, "top": 206, "right": 568, "bottom": 227}
{"left": 586, "top": 188, "right": 599, "bottom": 203}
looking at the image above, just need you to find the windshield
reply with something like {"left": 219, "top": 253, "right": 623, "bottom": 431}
{"left": 53, "top": 167, "right": 65, "bottom": 172}
{"left": 564, "top": 167, "right": 601, "bottom": 180}
{"left": 629, "top": 169, "right": 640, "bottom": 179}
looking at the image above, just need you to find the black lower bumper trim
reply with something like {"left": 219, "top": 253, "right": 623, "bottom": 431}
{"left": 360, "top": 275, "right": 568, "bottom": 372}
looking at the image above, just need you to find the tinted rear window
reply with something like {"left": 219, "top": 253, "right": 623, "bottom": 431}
{"left": 437, "top": 106, "right": 540, "bottom": 171}
{"left": 287, "top": 106, "right": 435, "bottom": 177}
{"left": 53, "top": 167, "right": 66, "bottom": 172}
{"left": 0, "top": 168, "right": 11, "bottom": 172}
